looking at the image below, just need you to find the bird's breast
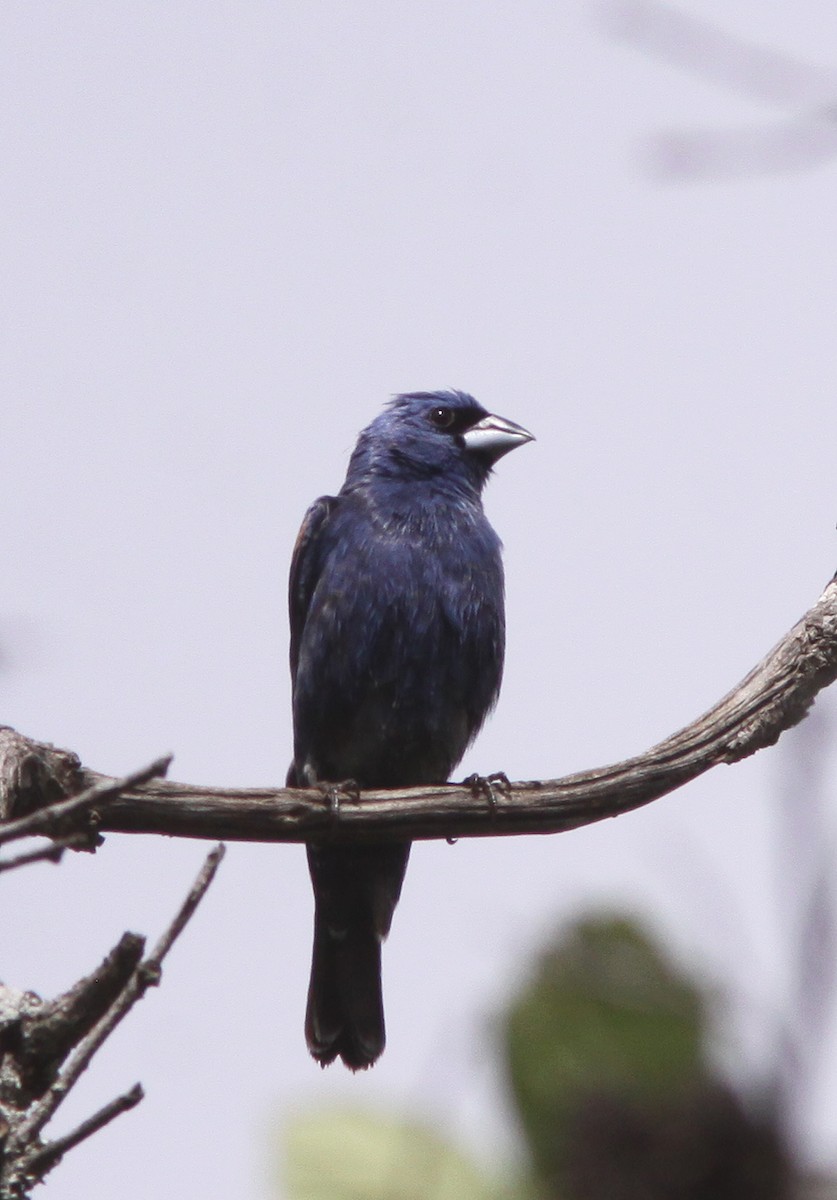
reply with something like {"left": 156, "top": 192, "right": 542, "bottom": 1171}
{"left": 292, "top": 498, "right": 505, "bottom": 787}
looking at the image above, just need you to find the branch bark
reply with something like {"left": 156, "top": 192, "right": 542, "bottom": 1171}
{"left": 2, "top": 575, "right": 836, "bottom": 847}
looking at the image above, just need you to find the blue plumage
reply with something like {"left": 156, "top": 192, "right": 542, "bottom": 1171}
{"left": 287, "top": 390, "right": 533, "bottom": 1068}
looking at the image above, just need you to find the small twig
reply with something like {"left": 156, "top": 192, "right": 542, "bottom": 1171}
{"left": 145, "top": 842, "right": 226, "bottom": 967}
{"left": 4, "top": 845, "right": 224, "bottom": 1157}
{"left": 20, "top": 1084, "right": 144, "bottom": 1183}
{"left": 0, "top": 836, "right": 84, "bottom": 874}
{"left": 0, "top": 755, "right": 172, "bottom": 848}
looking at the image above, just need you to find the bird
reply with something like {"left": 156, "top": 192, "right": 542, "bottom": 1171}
{"left": 287, "top": 389, "right": 533, "bottom": 1069}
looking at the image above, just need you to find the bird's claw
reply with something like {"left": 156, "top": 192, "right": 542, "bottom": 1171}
{"left": 318, "top": 779, "right": 361, "bottom": 825}
{"left": 463, "top": 771, "right": 510, "bottom": 814}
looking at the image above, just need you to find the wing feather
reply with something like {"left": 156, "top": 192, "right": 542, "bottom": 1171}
{"left": 288, "top": 495, "right": 338, "bottom": 686}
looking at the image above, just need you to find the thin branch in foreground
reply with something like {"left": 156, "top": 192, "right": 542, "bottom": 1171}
{"left": 21, "top": 1084, "right": 144, "bottom": 1181}
{"left": 0, "top": 753, "right": 172, "bottom": 848}
{"left": 0, "top": 835, "right": 85, "bottom": 874}
{"left": 144, "top": 842, "right": 226, "bottom": 968}
{"left": 2, "top": 845, "right": 225, "bottom": 1190}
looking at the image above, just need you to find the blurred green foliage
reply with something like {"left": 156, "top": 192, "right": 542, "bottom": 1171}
{"left": 502, "top": 914, "right": 789, "bottom": 1199}
{"left": 283, "top": 1108, "right": 529, "bottom": 1200}
{"left": 505, "top": 914, "right": 707, "bottom": 1155}
{"left": 283, "top": 913, "right": 794, "bottom": 1200}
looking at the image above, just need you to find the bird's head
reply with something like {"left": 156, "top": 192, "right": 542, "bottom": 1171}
{"left": 345, "top": 390, "right": 534, "bottom": 494}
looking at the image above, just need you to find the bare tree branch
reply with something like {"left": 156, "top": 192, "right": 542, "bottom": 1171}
{"left": 20, "top": 1084, "right": 144, "bottom": 1182}
{"left": 0, "top": 836, "right": 79, "bottom": 874}
{"left": 0, "top": 846, "right": 225, "bottom": 1195}
{"left": 5, "top": 847, "right": 224, "bottom": 1159}
{"left": 0, "top": 728, "right": 82, "bottom": 822}
{"left": 10, "top": 932, "right": 146, "bottom": 1106}
{"left": 3, "top": 576, "right": 836, "bottom": 847}
{"left": 0, "top": 577, "right": 834, "bottom": 1190}
{"left": 0, "top": 751, "right": 172, "bottom": 848}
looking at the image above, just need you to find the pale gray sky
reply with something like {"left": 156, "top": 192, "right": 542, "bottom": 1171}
{"left": 4, "top": 2, "right": 837, "bottom": 1196}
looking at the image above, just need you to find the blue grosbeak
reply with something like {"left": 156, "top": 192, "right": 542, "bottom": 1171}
{"left": 287, "top": 390, "right": 533, "bottom": 1068}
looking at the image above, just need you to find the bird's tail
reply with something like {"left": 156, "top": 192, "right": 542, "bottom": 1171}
{"left": 305, "top": 841, "right": 410, "bottom": 1071}
{"left": 305, "top": 905, "right": 385, "bottom": 1070}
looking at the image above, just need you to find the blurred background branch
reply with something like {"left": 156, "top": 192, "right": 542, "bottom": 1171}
{"left": 603, "top": 0, "right": 837, "bottom": 177}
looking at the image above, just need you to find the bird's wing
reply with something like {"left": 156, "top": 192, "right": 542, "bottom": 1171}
{"left": 288, "top": 494, "right": 338, "bottom": 685}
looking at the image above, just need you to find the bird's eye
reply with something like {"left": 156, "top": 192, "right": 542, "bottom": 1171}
{"left": 428, "top": 407, "right": 455, "bottom": 430}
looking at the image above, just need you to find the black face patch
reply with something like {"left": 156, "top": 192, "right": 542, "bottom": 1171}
{"left": 426, "top": 405, "right": 483, "bottom": 435}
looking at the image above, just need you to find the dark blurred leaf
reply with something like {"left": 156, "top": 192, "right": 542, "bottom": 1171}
{"left": 504, "top": 914, "right": 707, "bottom": 1175}
{"left": 563, "top": 1082, "right": 790, "bottom": 1200}
{"left": 501, "top": 914, "right": 793, "bottom": 1196}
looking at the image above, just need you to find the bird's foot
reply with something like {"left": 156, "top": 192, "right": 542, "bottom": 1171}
{"left": 463, "top": 771, "right": 511, "bottom": 814}
{"left": 317, "top": 779, "right": 361, "bottom": 824}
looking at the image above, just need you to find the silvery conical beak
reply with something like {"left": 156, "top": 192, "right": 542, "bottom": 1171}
{"left": 462, "top": 412, "right": 535, "bottom": 463}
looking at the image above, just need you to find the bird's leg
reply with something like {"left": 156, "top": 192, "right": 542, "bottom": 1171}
{"left": 463, "top": 771, "right": 510, "bottom": 814}
{"left": 317, "top": 779, "right": 361, "bottom": 826}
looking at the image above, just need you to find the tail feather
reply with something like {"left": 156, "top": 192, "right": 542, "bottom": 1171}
{"left": 304, "top": 840, "right": 410, "bottom": 1070}
{"left": 305, "top": 909, "right": 385, "bottom": 1070}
